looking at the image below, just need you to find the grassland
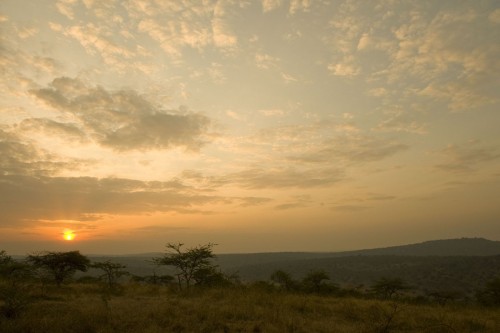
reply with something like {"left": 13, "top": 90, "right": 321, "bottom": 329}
{"left": 1, "top": 283, "right": 499, "bottom": 333}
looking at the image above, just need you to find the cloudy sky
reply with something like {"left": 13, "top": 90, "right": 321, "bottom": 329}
{"left": 1, "top": 0, "right": 499, "bottom": 254}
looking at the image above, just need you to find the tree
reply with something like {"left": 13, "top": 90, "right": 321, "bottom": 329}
{"left": 270, "top": 270, "right": 296, "bottom": 291}
{"left": 370, "top": 277, "right": 412, "bottom": 299}
{"left": 91, "top": 260, "right": 129, "bottom": 289}
{"left": 27, "top": 251, "right": 90, "bottom": 286}
{"left": 153, "top": 242, "right": 217, "bottom": 290}
{"left": 0, "top": 250, "right": 34, "bottom": 318}
{"left": 427, "top": 290, "right": 463, "bottom": 305}
{"left": 0, "top": 250, "right": 33, "bottom": 284}
{"left": 301, "top": 270, "right": 337, "bottom": 294}
{"left": 476, "top": 277, "right": 500, "bottom": 306}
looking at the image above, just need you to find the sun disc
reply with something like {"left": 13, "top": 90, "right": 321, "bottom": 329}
{"left": 63, "top": 230, "right": 75, "bottom": 241}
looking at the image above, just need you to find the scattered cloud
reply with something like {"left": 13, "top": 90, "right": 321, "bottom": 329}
{"left": 0, "top": 174, "right": 222, "bottom": 227}
{"left": 258, "top": 109, "right": 285, "bottom": 117}
{"left": 281, "top": 72, "right": 298, "bottom": 82}
{"left": 289, "top": 0, "right": 312, "bottom": 15}
{"left": 274, "top": 195, "right": 312, "bottom": 210}
{"left": 489, "top": 9, "right": 500, "bottom": 24}
{"left": 262, "top": 0, "right": 282, "bottom": 13}
{"left": 0, "top": 128, "right": 87, "bottom": 177}
{"left": 328, "top": 61, "right": 360, "bottom": 77}
{"left": 331, "top": 204, "right": 369, "bottom": 212}
{"left": 434, "top": 141, "right": 500, "bottom": 173}
{"left": 375, "top": 108, "right": 427, "bottom": 135}
{"left": 18, "top": 118, "right": 86, "bottom": 141}
{"left": 237, "top": 196, "right": 273, "bottom": 207}
{"left": 288, "top": 135, "right": 408, "bottom": 164}
{"left": 30, "top": 77, "right": 212, "bottom": 152}
{"left": 56, "top": 0, "right": 78, "bottom": 20}
{"left": 226, "top": 167, "right": 343, "bottom": 189}
{"left": 255, "top": 52, "right": 280, "bottom": 69}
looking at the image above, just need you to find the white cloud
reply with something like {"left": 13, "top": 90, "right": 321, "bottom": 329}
{"left": 289, "top": 0, "right": 311, "bottom": 15}
{"left": 367, "top": 87, "right": 388, "bottom": 97}
{"left": 48, "top": 22, "right": 63, "bottom": 32}
{"left": 328, "top": 62, "right": 360, "bottom": 77}
{"left": 357, "top": 33, "right": 371, "bottom": 50}
{"left": 262, "top": 0, "right": 282, "bottom": 13}
{"left": 281, "top": 72, "right": 298, "bottom": 82}
{"left": 255, "top": 52, "right": 280, "bottom": 69}
{"left": 56, "top": 0, "right": 78, "bottom": 20}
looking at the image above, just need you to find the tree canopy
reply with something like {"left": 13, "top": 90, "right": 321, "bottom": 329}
{"left": 153, "top": 243, "right": 217, "bottom": 290}
{"left": 27, "top": 251, "right": 90, "bottom": 286}
{"left": 370, "top": 277, "right": 412, "bottom": 299}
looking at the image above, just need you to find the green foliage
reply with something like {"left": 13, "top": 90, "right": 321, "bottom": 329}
{"left": 27, "top": 251, "right": 90, "bottom": 286}
{"left": 153, "top": 242, "right": 217, "bottom": 290}
{"left": 370, "top": 277, "right": 412, "bottom": 299}
{"left": 476, "top": 277, "right": 500, "bottom": 306}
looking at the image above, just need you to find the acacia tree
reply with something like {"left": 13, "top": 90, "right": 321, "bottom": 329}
{"left": 91, "top": 260, "right": 129, "bottom": 289}
{"left": 270, "top": 270, "right": 296, "bottom": 291}
{"left": 27, "top": 251, "right": 90, "bottom": 286}
{"left": 153, "top": 243, "right": 217, "bottom": 290}
{"left": 0, "top": 250, "right": 33, "bottom": 286}
{"left": 370, "top": 277, "right": 412, "bottom": 299}
{"left": 476, "top": 277, "right": 500, "bottom": 306}
{"left": 0, "top": 250, "right": 34, "bottom": 318}
{"left": 301, "top": 270, "right": 338, "bottom": 294}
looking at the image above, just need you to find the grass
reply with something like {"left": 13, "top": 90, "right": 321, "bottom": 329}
{"left": 1, "top": 283, "right": 499, "bottom": 333}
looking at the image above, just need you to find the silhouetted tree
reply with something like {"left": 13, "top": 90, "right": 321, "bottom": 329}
{"left": 427, "top": 290, "right": 463, "bottom": 305}
{"left": 301, "top": 270, "right": 337, "bottom": 294}
{"left": 370, "top": 277, "right": 412, "bottom": 299}
{"left": 193, "top": 266, "right": 237, "bottom": 287}
{"left": 476, "top": 277, "right": 500, "bottom": 306}
{"left": 0, "top": 250, "right": 34, "bottom": 318}
{"left": 0, "top": 250, "right": 33, "bottom": 285}
{"left": 143, "top": 273, "right": 175, "bottom": 285}
{"left": 271, "top": 269, "right": 296, "bottom": 291}
{"left": 91, "top": 260, "right": 129, "bottom": 289}
{"left": 27, "top": 251, "right": 90, "bottom": 287}
{"left": 153, "top": 242, "right": 217, "bottom": 290}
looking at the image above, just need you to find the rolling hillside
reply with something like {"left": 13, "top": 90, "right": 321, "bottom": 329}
{"left": 82, "top": 238, "right": 500, "bottom": 294}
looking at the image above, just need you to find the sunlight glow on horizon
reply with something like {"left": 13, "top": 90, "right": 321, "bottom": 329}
{"left": 0, "top": 0, "right": 499, "bottom": 254}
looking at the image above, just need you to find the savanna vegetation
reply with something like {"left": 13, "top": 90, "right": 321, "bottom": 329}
{"left": 1, "top": 245, "right": 499, "bottom": 333}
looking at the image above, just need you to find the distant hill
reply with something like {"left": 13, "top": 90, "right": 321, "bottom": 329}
{"left": 78, "top": 238, "right": 500, "bottom": 295}
{"left": 232, "top": 255, "right": 500, "bottom": 294}
{"left": 213, "top": 237, "right": 500, "bottom": 269}
{"left": 210, "top": 238, "right": 500, "bottom": 293}
{"left": 331, "top": 237, "right": 500, "bottom": 257}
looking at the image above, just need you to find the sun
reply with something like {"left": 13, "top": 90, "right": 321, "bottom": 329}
{"left": 63, "top": 230, "right": 75, "bottom": 241}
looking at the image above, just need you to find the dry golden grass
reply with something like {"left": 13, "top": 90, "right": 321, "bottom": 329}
{"left": 1, "top": 284, "right": 499, "bottom": 333}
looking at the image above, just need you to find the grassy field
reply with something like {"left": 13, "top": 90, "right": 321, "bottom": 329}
{"left": 1, "top": 283, "right": 499, "bottom": 333}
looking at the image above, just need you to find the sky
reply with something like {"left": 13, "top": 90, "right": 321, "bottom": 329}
{"left": 1, "top": 0, "right": 499, "bottom": 255}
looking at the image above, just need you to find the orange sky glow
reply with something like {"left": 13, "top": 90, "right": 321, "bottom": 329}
{"left": 1, "top": 0, "right": 499, "bottom": 254}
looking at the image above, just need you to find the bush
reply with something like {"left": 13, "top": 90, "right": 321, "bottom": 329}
{"left": 476, "top": 277, "right": 500, "bottom": 306}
